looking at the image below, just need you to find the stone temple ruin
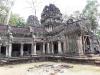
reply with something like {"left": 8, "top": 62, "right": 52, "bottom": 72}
{"left": 0, "top": 4, "right": 100, "bottom": 59}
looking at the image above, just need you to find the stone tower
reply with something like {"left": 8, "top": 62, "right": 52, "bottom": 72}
{"left": 41, "top": 4, "right": 62, "bottom": 32}
{"left": 27, "top": 15, "right": 40, "bottom": 27}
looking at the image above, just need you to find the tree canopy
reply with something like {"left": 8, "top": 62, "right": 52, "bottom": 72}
{"left": 0, "top": 0, "right": 14, "bottom": 24}
{"left": 0, "top": 0, "right": 25, "bottom": 27}
{"left": 82, "top": 0, "right": 100, "bottom": 32}
{"left": 9, "top": 13, "right": 25, "bottom": 27}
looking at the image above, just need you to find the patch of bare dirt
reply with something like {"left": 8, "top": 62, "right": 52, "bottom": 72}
{"left": 27, "top": 64, "right": 73, "bottom": 75}
{"left": 0, "top": 62, "right": 100, "bottom": 75}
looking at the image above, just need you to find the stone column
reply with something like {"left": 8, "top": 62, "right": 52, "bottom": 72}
{"left": 31, "top": 42, "right": 34, "bottom": 55}
{"left": 63, "top": 36, "right": 67, "bottom": 54}
{"left": 66, "top": 36, "right": 69, "bottom": 53}
{"left": 58, "top": 41, "right": 62, "bottom": 54}
{"left": 51, "top": 42, "right": 54, "bottom": 54}
{"left": 43, "top": 42, "right": 45, "bottom": 54}
{"left": 47, "top": 43, "right": 50, "bottom": 54}
{"left": 6, "top": 45, "right": 9, "bottom": 57}
{"left": 77, "top": 36, "right": 84, "bottom": 55}
{"left": 33, "top": 42, "right": 36, "bottom": 55}
{"left": 20, "top": 43, "right": 24, "bottom": 56}
{"left": 89, "top": 38, "right": 94, "bottom": 53}
{"left": 8, "top": 43, "right": 12, "bottom": 57}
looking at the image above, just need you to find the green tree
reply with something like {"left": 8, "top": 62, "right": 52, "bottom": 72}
{"left": 0, "top": 0, "right": 14, "bottom": 24}
{"left": 0, "top": 0, "right": 9, "bottom": 24}
{"left": 83, "top": 0, "right": 100, "bottom": 32}
{"left": 9, "top": 14, "right": 25, "bottom": 27}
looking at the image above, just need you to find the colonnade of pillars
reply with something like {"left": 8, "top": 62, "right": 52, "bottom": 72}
{"left": 0, "top": 44, "right": 12, "bottom": 57}
{"left": 31, "top": 37, "right": 84, "bottom": 55}
{"left": 0, "top": 43, "right": 32, "bottom": 57}
{"left": 0, "top": 38, "right": 84, "bottom": 57}
{"left": 32, "top": 41, "right": 64, "bottom": 55}
{"left": 0, "top": 41, "right": 65, "bottom": 57}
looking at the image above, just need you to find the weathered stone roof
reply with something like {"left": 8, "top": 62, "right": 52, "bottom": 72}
{"left": 45, "top": 19, "right": 87, "bottom": 36}
{"left": 0, "top": 24, "right": 8, "bottom": 33}
{"left": 11, "top": 26, "right": 30, "bottom": 34}
{"left": 0, "top": 18, "right": 89, "bottom": 40}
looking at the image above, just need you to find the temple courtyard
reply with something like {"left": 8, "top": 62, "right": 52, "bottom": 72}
{"left": 0, "top": 62, "right": 100, "bottom": 75}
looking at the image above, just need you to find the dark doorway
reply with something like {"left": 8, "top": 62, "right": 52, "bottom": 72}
{"left": 85, "top": 37, "right": 91, "bottom": 54}
{"left": 23, "top": 44, "right": 31, "bottom": 56}
{"left": 45, "top": 44, "right": 47, "bottom": 54}
{"left": 86, "top": 37, "right": 90, "bottom": 45}
{"left": 54, "top": 42, "right": 58, "bottom": 54}
{"left": 36, "top": 43, "right": 42, "bottom": 54}
{"left": 12, "top": 43, "right": 21, "bottom": 57}
{"left": 1, "top": 46, "right": 6, "bottom": 57}
{"left": 36, "top": 43, "right": 41, "bottom": 51}
{"left": 61, "top": 42, "right": 64, "bottom": 53}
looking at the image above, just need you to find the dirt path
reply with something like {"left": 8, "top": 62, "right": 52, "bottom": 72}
{"left": 0, "top": 62, "right": 100, "bottom": 75}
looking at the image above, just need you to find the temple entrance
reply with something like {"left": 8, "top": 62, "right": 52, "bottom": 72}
{"left": 12, "top": 43, "right": 21, "bottom": 57}
{"left": 54, "top": 42, "right": 58, "bottom": 54}
{"left": 23, "top": 44, "right": 31, "bottom": 56}
{"left": 84, "top": 36, "right": 90, "bottom": 54}
{"left": 36, "top": 43, "right": 42, "bottom": 54}
{"left": 1, "top": 46, "right": 6, "bottom": 57}
{"left": 45, "top": 44, "right": 47, "bottom": 54}
{"left": 61, "top": 42, "right": 64, "bottom": 53}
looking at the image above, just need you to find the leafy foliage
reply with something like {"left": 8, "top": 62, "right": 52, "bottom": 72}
{"left": 83, "top": 0, "right": 100, "bottom": 31}
{"left": 9, "top": 14, "right": 25, "bottom": 27}
{"left": 0, "top": 0, "right": 14, "bottom": 24}
{"left": 0, "top": 0, "right": 9, "bottom": 24}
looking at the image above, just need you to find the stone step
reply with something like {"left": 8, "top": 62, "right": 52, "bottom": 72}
{"left": 95, "top": 60, "right": 100, "bottom": 64}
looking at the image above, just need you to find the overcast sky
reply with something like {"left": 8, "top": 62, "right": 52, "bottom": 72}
{"left": 12, "top": 0, "right": 100, "bottom": 20}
